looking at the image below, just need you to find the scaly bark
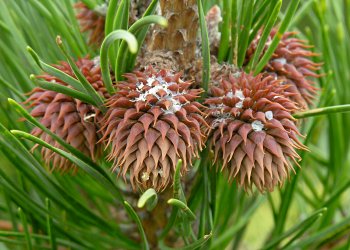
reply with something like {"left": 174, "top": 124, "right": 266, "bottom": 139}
{"left": 144, "top": 0, "right": 199, "bottom": 71}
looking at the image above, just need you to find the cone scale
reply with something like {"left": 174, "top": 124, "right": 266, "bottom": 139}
{"left": 100, "top": 67, "right": 207, "bottom": 192}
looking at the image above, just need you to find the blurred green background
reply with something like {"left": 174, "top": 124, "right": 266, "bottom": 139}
{"left": 0, "top": 0, "right": 350, "bottom": 249}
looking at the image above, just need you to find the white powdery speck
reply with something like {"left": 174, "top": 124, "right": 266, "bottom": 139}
{"left": 233, "top": 72, "right": 241, "bottom": 78}
{"left": 172, "top": 104, "right": 182, "bottom": 112}
{"left": 158, "top": 169, "right": 163, "bottom": 177}
{"left": 211, "top": 110, "right": 222, "bottom": 117}
{"left": 217, "top": 103, "right": 226, "bottom": 109}
{"left": 252, "top": 120, "right": 264, "bottom": 131}
{"left": 135, "top": 74, "right": 189, "bottom": 114}
{"left": 146, "top": 76, "right": 155, "bottom": 86}
{"left": 235, "top": 101, "right": 243, "bottom": 108}
{"left": 171, "top": 98, "right": 180, "bottom": 105}
{"left": 141, "top": 172, "right": 150, "bottom": 182}
{"left": 235, "top": 90, "right": 245, "bottom": 100}
{"left": 167, "top": 98, "right": 182, "bottom": 113}
{"left": 211, "top": 112, "right": 235, "bottom": 128}
{"left": 172, "top": 90, "right": 186, "bottom": 97}
{"left": 273, "top": 58, "right": 287, "bottom": 65}
{"left": 265, "top": 111, "right": 273, "bottom": 120}
{"left": 92, "top": 56, "right": 100, "bottom": 67}
{"left": 212, "top": 118, "right": 227, "bottom": 128}
{"left": 168, "top": 101, "right": 182, "bottom": 113}
{"left": 134, "top": 94, "right": 147, "bottom": 102}
{"left": 136, "top": 82, "right": 144, "bottom": 90}
{"left": 226, "top": 90, "right": 245, "bottom": 100}
{"left": 147, "top": 84, "right": 163, "bottom": 97}
{"left": 226, "top": 91, "right": 234, "bottom": 98}
{"left": 156, "top": 76, "right": 167, "bottom": 85}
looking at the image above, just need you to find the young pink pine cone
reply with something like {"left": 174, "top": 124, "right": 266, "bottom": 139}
{"left": 75, "top": 2, "right": 106, "bottom": 46}
{"left": 25, "top": 58, "right": 109, "bottom": 172}
{"left": 246, "top": 29, "right": 322, "bottom": 109}
{"left": 205, "top": 72, "right": 307, "bottom": 192}
{"left": 100, "top": 67, "right": 207, "bottom": 192}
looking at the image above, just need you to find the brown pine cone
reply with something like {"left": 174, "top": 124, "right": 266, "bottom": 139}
{"left": 25, "top": 57, "right": 109, "bottom": 172}
{"left": 75, "top": 2, "right": 106, "bottom": 46}
{"left": 100, "top": 67, "right": 207, "bottom": 192}
{"left": 245, "top": 28, "right": 322, "bottom": 109}
{"left": 205, "top": 72, "right": 306, "bottom": 192}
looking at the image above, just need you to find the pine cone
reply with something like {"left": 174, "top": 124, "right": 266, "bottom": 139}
{"left": 205, "top": 72, "right": 306, "bottom": 192}
{"left": 137, "top": 50, "right": 181, "bottom": 73}
{"left": 100, "top": 67, "right": 207, "bottom": 192}
{"left": 25, "top": 57, "right": 109, "bottom": 172}
{"left": 245, "top": 29, "right": 322, "bottom": 109}
{"left": 209, "top": 60, "right": 239, "bottom": 87}
{"left": 75, "top": 2, "right": 106, "bottom": 46}
{"left": 190, "top": 56, "right": 239, "bottom": 89}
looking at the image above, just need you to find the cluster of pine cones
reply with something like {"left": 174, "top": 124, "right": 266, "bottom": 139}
{"left": 24, "top": 2, "right": 321, "bottom": 193}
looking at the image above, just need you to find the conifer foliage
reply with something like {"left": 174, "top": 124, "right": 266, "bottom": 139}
{"left": 1, "top": 1, "right": 349, "bottom": 249}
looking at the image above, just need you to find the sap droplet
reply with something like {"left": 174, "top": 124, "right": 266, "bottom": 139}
{"left": 235, "top": 90, "right": 245, "bottom": 100}
{"left": 141, "top": 172, "right": 150, "bottom": 182}
{"left": 252, "top": 120, "right": 264, "bottom": 132}
{"left": 265, "top": 111, "right": 273, "bottom": 120}
{"left": 235, "top": 101, "right": 243, "bottom": 108}
{"left": 273, "top": 58, "right": 287, "bottom": 65}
